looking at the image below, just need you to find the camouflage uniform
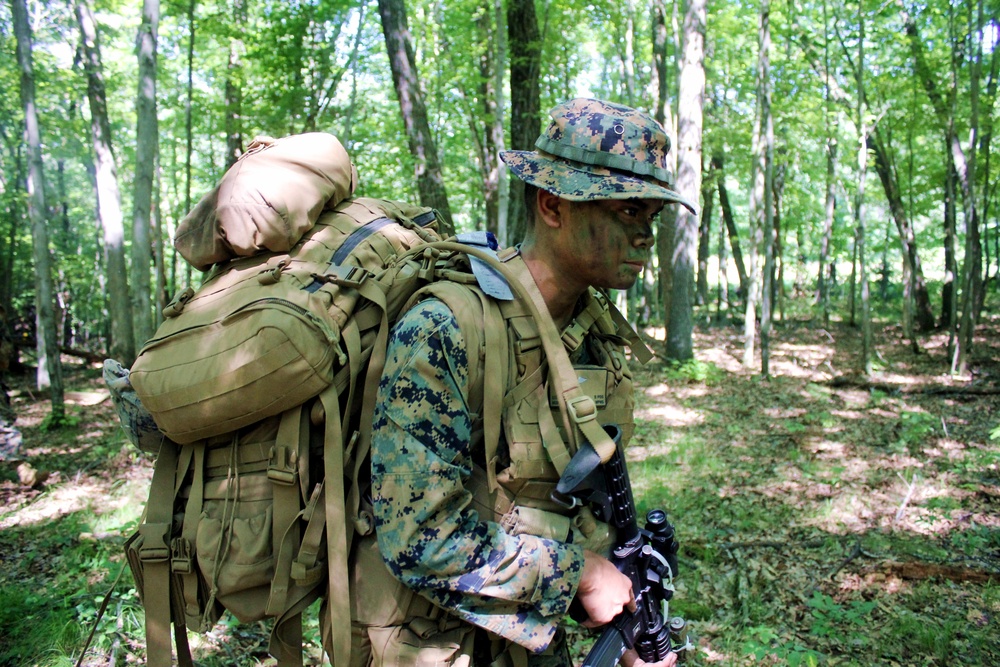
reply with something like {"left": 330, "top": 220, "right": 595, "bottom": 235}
{"left": 363, "top": 98, "right": 693, "bottom": 667}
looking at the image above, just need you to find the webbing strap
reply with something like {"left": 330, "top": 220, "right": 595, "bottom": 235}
{"left": 320, "top": 386, "right": 351, "bottom": 667}
{"left": 141, "top": 440, "right": 181, "bottom": 667}
{"left": 178, "top": 443, "right": 205, "bottom": 622}
{"left": 607, "top": 298, "right": 654, "bottom": 364}
{"left": 266, "top": 408, "right": 305, "bottom": 622}
{"left": 497, "top": 252, "right": 619, "bottom": 464}
{"left": 347, "top": 279, "right": 392, "bottom": 536}
{"left": 536, "top": 383, "right": 572, "bottom": 475}
{"left": 477, "top": 290, "right": 508, "bottom": 493}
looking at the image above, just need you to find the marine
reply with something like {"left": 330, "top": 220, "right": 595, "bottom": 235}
{"left": 349, "top": 98, "right": 696, "bottom": 667}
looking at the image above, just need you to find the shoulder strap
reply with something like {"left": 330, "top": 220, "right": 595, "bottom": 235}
{"left": 403, "top": 281, "right": 509, "bottom": 492}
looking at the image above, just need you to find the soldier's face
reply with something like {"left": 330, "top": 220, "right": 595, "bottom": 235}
{"left": 557, "top": 197, "right": 661, "bottom": 291}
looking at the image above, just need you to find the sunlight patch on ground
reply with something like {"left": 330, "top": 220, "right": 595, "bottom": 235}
{"left": 0, "top": 469, "right": 150, "bottom": 531}
{"left": 635, "top": 403, "right": 704, "bottom": 427}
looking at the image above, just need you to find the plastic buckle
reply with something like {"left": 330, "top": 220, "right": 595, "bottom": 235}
{"left": 566, "top": 395, "right": 597, "bottom": 425}
{"left": 267, "top": 446, "right": 298, "bottom": 486}
{"left": 162, "top": 286, "right": 195, "bottom": 318}
{"left": 137, "top": 523, "right": 171, "bottom": 562}
{"left": 561, "top": 324, "right": 585, "bottom": 352}
{"left": 171, "top": 537, "right": 193, "bottom": 574}
{"left": 328, "top": 265, "right": 368, "bottom": 289}
{"left": 418, "top": 247, "right": 440, "bottom": 281}
{"left": 257, "top": 259, "right": 289, "bottom": 285}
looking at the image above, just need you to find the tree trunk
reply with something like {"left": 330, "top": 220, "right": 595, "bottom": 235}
{"left": 716, "top": 184, "right": 730, "bottom": 319}
{"left": 955, "top": 0, "right": 985, "bottom": 375}
{"left": 183, "top": 0, "right": 196, "bottom": 288}
{"left": 711, "top": 153, "right": 748, "bottom": 300}
{"left": 340, "top": 3, "right": 367, "bottom": 149}
{"left": 696, "top": 175, "right": 713, "bottom": 306}
{"left": 944, "top": 139, "right": 958, "bottom": 348}
{"left": 12, "top": 0, "right": 65, "bottom": 419}
{"left": 132, "top": 0, "right": 159, "bottom": 347}
{"left": 867, "top": 129, "right": 937, "bottom": 331}
{"left": 473, "top": 6, "right": 504, "bottom": 237}
{"left": 224, "top": 0, "right": 246, "bottom": 169}
{"left": 652, "top": 0, "right": 679, "bottom": 331}
{"left": 652, "top": 0, "right": 670, "bottom": 128}
{"left": 856, "top": 3, "right": 872, "bottom": 376}
{"left": 505, "top": 0, "right": 542, "bottom": 246}
{"left": 377, "top": 0, "right": 455, "bottom": 236}
{"left": 666, "top": 0, "right": 705, "bottom": 362}
{"left": 757, "top": 0, "right": 776, "bottom": 378}
{"left": 76, "top": 0, "right": 135, "bottom": 365}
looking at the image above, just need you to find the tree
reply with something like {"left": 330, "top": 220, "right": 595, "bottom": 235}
{"left": 76, "top": 0, "right": 135, "bottom": 365}
{"left": 856, "top": 0, "right": 873, "bottom": 375}
{"left": 757, "top": 0, "right": 776, "bottom": 378}
{"left": 377, "top": 0, "right": 455, "bottom": 236}
{"left": 666, "top": 0, "right": 706, "bottom": 362}
{"left": 224, "top": 0, "right": 245, "bottom": 169}
{"left": 12, "top": 0, "right": 65, "bottom": 420}
{"left": 132, "top": 0, "right": 159, "bottom": 347}
{"left": 505, "top": 0, "right": 542, "bottom": 246}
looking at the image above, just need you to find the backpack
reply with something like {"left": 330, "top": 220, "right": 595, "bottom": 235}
{"left": 120, "top": 132, "right": 631, "bottom": 667}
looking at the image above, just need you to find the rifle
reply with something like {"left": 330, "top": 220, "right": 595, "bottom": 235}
{"left": 553, "top": 424, "right": 691, "bottom": 666}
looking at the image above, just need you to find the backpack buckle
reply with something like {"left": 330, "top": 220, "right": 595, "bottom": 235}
{"left": 258, "top": 260, "right": 290, "bottom": 285}
{"left": 267, "top": 445, "right": 298, "bottom": 485}
{"left": 137, "top": 523, "right": 171, "bottom": 562}
{"left": 418, "top": 247, "right": 441, "bottom": 281}
{"left": 162, "top": 286, "right": 195, "bottom": 318}
{"left": 171, "top": 537, "right": 193, "bottom": 574}
{"left": 313, "top": 265, "right": 368, "bottom": 289}
{"left": 566, "top": 395, "right": 597, "bottom": 425}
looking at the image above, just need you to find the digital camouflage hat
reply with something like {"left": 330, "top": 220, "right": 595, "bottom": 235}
{"left": 501, "top": 98, "right": 697, "bottom": 213}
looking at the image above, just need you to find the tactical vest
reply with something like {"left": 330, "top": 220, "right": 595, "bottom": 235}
{"left": 348, "top": 249, "right": 648, "bottom": 667}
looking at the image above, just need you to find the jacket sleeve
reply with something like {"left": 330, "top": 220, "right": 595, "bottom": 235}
{"left": 370, "top": 298, "right": 586, "bottom": 652}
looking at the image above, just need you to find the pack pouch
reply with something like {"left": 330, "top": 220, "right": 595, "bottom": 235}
{"left": 131, "top": 197, "right": 436, "bottom": 445}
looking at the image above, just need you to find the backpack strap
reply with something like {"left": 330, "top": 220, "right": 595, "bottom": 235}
{"left": 494, "top": 250, "right": 620, "bottom": 466}
{"left": 139, "top": 439, "right": 194, "bottom": 667}
{"left": 399, "top": 280, "right": 509, "bottom": 492}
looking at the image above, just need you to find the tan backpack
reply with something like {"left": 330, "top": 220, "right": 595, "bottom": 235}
{"left": 121, "top": 133, "right": 632, "bottom": 667}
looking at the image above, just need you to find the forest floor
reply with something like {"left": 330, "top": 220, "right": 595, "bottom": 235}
{"left": 0, "top": 313, "right": 998, "bottom": 666}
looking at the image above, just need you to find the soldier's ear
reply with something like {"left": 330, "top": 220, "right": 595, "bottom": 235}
{"left": 536, "top": 189, "right": 565, "bottom": 229}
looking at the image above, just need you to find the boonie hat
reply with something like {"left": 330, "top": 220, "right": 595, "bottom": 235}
{"left": 501, "top": 98, "right": 697, "bottom": 213}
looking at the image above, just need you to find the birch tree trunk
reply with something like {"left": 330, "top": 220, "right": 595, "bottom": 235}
{"left": 506, "top": 0, "right": 541, "bottom": 245}
{"left": 666, "top": 0, "right": 706, "bottom": 362}
{"left": 12, "top": 0, "right": 65, "bottom": 418}
{"left": 857, "top": 1, "right": 872, "bottom": 376}
{"left": 76, "top": 0, "right": 135, "bottom": 365}
{"left": 377, "top": 0, "right": 455, "bottom": 236}
{"left": 132, "top": 0, "right": 159, "bottom": 346}
{"left": 757, "top": 0, "right": 776, "bottom": 378}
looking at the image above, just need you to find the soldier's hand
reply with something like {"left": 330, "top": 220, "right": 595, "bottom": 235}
{"left": 576, "top": 549, "right": 635, "bottom": 628}
{"left": 620, "top": 649, "right": 677, "bottom": 667}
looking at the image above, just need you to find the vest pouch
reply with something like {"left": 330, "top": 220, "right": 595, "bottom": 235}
{"left": 500, "top": 505, "right": 571, "bottom": 542}
{"left": 367, "top": 623, "right": 475, "bottom": 667}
